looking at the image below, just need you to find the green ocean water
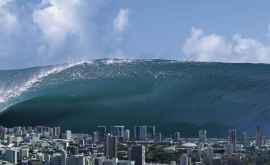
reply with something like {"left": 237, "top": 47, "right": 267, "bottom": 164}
{"left": 1, "top": 59, "right": 270, "bottom": 136}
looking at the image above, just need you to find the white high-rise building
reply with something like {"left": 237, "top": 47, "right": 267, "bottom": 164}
{"left": 66, "top": 130, "right": 72, "bottom": 140}
{"left": 124, "top": 129, "right": 130, "bottom": 141}
{"left": 31, "top": 133, "right": 40, "bottom": 144}
{"left": 198, "top": 129, "right": 207, "bottom": 143}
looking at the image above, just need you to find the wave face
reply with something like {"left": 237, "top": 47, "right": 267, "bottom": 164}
{"left": 0, "top": 63, "right": 80, "bottom": 111}
{"left": 1, "top": 59, "right": 270, "bottom": 135}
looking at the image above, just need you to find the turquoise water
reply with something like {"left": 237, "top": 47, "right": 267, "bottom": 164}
{"left": 1, "top": 59, "right": 270, "bottom": 136}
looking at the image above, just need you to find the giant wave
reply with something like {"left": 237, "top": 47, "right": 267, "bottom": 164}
{"left": 1, "top": 59, "right": 270, "bottom": 136}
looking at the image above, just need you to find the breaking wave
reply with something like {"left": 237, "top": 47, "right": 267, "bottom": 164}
{"left": 0, "top": 59, "right": 141, "bottom": 111}
{"left": 0, "top": 61, "right": 87, "bottom": 111}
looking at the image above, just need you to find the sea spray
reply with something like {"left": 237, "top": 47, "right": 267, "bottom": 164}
{"left": 0, "top": 61, "right": 90, "bottom": 111}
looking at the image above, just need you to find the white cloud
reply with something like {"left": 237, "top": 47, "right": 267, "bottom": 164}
{"left": 183, "top": 27, "right": 270, "bottom": 63}
{"left": 0, "top": 0, "right": 109, "bottom": 69}
{"left": 0, "top": 0, "right": 18, "bottom": 33}
{"left": 0, "top": 0, "right": 12, "bottom": 7}
{"left": 113, "top": 8, "right": 129, "bottom": 33}
{"left": 32, "top": 0, "right": 81, "bottom": 43}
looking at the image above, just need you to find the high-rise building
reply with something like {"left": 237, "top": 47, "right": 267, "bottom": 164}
{"left": 256, "top": 126, "right": 263, "bottom": 147}
{"left": 240, "top": 132, "right": 248, "bottom": 146}
{"left": 51, "top": 150, "right": 67, "bottom": 165}
{"left": 198, "top": 129, "right": 207, "bottom": 143}
{"left": 110, "top": 126, "right": 125, "bottom": 138}
{"left": 147, "top": 126, "right": 156, "bottom": 139}
{"left": 105, "top": 134, "right": 118, "bottom": 159}
{"left": 134, "top": 126, "right": 147, "bottom": 141}
{"left": 97, "top": 126, "right": 107, "bottom": 142}
{"left": 174, "top": 132, "right": 181, "bottom": 141}
{"left": 124, "top": 129, "right": 130, "bottom": 141}
{"left": 31, "top": 133, "right": 40, "bottom": 144}
{"left": 67, "top": 155, "right": 85, "bottom": 165}
{"left": 15, "top": 127, "right": 23, "bottom": 136}
{"left": 66, "top": 130, "right": 72, "bottom": 140}
{"left": 5, "top": 148, "right": 19, "bottom": 164}
{"left": 155, "top": 132, "right": 162, "bottom": 142}
{"left": 49, "top": 127, "right": 54, "bottom": 138}
{"left": 128, "top": 145, "right": 145, "bottom": 165}
{"left": 19, "top": 147, "right": 29, "bottom": 162}
{"left": 228, "top": 129, "right": 236, "bottom": 152}
{"left": 177, "top": 154, "right": 191, "bottom": 165}
{"left": 93, "top": 131, "right": 99, "bottom": 143}
{"left": 0, "top": 126, "right": 7, "bottom": 140}
{"left": 53, "top": 127, "right": 61, "bottom": 138}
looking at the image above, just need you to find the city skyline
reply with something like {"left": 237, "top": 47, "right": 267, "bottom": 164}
{"left": 0, "top": 124, "right": 268, "bottom": 164}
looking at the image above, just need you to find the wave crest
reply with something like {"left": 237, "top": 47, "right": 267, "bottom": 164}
{"left": 0, "top": 62, "right": 87, "bottom": 111}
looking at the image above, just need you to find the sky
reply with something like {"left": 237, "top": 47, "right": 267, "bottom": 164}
{"left": 1, "top": 0, "right": 270, "bottom": 69}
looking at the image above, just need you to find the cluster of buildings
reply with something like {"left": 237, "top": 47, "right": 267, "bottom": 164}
{"left": 0, "top": 125, "right": 269, "bottom": 165}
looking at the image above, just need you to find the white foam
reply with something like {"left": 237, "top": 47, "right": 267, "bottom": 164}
{"left": 0, "top": 62, "right": 85, "bottom": 106}
{"left": 0, "top": 97, "right": 5, "bottom": 103}
{"left": 0, "top": 59, "right": 134, "bottom": 111}
{"left": 104, "top": 59, "right": 133, "bottom": 65}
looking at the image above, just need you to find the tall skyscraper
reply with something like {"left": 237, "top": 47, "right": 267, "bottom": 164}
{"left": 256, "top": 126, "right": 263, "bottom": 147}
{"left": 124, "top": 129, "right": 130, "bottom": 141}
{"left": 105, "top": 134, "right": 118, "bottom": 159}
{"left": 5, "top": 148, "right": 19, "bottom": 164}
{"left": 128, "top": 145, "right": 145, "bottom": 165}
{"left": 53, "top": 127, "right": 61, "bottom": 138}
{"left": 0, "top": 126, "right": 7, "bottom": 140}
{"left": 175, "top": 132, "right": 181, "bottom": 141}
{"left": 198, "top": 129, "right": 207, "bottom": 143}
{"left": 93, "top": 131, "right": 99, "bottom": 143}
{"left": 66, "top": 130, "right": 72, "bottom": 140}
{"left": 147, "top": 126, "right": 156, "bottom": 139}
{"left": 97, "top": 126, "right": 107, "bottom": 142}
{"left": 240, "top": 132, "right": 248, "bottom": 146}
{"left": 156, "top": 132, "right": 162, "bottom": 142}
{"left": 228, "top": 129, "right": 236, "bottom": 152}
{"left": 110, "top": 126, "right": 125, "bottom": 138}
{"left": 134, "top": 126, "right": 147, "bottom": 140}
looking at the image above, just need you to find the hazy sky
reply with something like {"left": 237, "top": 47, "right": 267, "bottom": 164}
{"left": 1, "top": 0, "right": 270, "bottom": 69}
